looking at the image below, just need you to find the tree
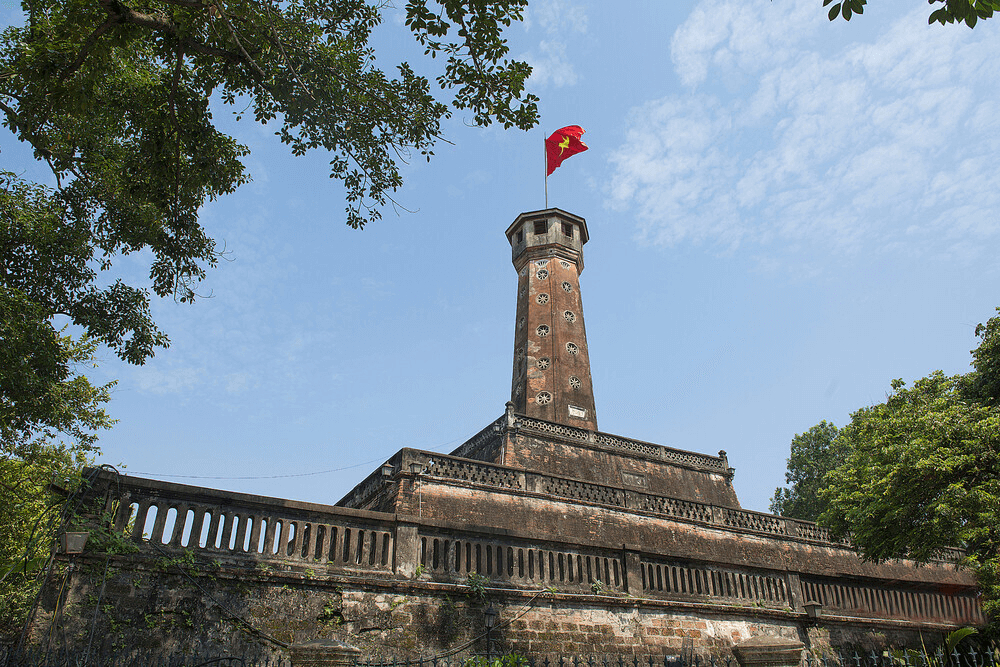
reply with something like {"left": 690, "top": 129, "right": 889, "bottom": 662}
{"left": 769, "top": 420, "right": 842, "bottom": 522}
{"left": 819, "top": 309, "right": 1000, "bottom": 631}
{"left": 823, "top": 0, "right": 1000, "bottom": 28}
{"left": 1, "top": 0, "right": 539, "bottom": 447}
{"left": 0, "top": 444, "right": 92, "bottom": 639}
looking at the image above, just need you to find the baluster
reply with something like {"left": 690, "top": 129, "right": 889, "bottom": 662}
{"left": 147, "top": 502, "right": 169, "bottom": 545}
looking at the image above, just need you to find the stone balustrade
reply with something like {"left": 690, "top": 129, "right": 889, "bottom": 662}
{"left": 79, "top": 468, "right": 981, "bottom": 629}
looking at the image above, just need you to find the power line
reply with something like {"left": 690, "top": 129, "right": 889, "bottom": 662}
{"left": 125, "top": 456, "right": 387, "bottom": 481}
{"left": 122, "top": 428, "right": 475, "bottom": 481}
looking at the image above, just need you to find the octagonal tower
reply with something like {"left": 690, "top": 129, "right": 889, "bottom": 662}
{"left": 506, "top": 208, "right": 597, "bottom": 431}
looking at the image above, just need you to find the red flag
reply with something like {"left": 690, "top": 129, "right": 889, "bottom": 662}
{"left": 545, "top": 125, "right": 588, "bottom": 176}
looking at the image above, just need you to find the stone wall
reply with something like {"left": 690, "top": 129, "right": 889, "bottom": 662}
{"left": 33, "top": 549, "right": 953, "bottom": 663}
{"left": 21, "top": 467, "right": 981, "bottom": 662}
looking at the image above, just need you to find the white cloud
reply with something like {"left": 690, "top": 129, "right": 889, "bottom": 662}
{"left": 520, "top": 0, "right": 587, "bottom": 89}
{"left": 525, "top": 0, "right": 588, "bottom": 35}
{"left": 135, "top": 365, "right": 207, "bottom": 395}
{"left": 524, "top": 40, "right": 580, "bottom": 88}
{"left": 609, "top": 0, "right": 1000, "bottom": 263}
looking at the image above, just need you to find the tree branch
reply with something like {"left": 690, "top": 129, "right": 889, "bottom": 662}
{"left": 98, "top": 0, "right": 249, "bottom": 66}
{"left": 60, "top": 16, "right": 120, "bottom": 80}
{"left": 211, "top": 0, "right": 270, "bottom": 83}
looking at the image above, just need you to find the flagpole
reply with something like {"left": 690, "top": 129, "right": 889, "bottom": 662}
{"left": 544, "top": 136, "right": 549, "bottom": 209}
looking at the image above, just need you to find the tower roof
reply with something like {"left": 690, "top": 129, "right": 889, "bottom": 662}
{"left": 505, "top": 208, "right": 590, "bottom": 246}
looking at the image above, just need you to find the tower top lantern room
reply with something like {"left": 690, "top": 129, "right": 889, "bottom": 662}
{"left": 505, "top": 209, "right": 597, "bottom": 431}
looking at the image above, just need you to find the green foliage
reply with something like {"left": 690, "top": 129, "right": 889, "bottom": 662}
{"left": 887, "top": 627, "right": 979, "bottom": 667}
{"left": 0, "top": 444, "right": 88, "bottom": 638}
{"left": 154, "top": 548, "right": 197, "bottom": 572}
{"left": 465, "top": 572, "right": 490, "bottom": 603}
{"left": 816, "top": 310, "right": 1000, "bottom": 633}
{"left": 0, "top": 0, "right": 538, "bottom": 450}
{"left": 464, "top": 654, "right": 527, "bottom": 667}
{"left": 769, "top": 421, "right": 843, "bottom": 521}
{"left": 86, "top": 509, "right": 139, "bottom": 556}
{"left": 964, "top": 308, "right": 1000, "bottom": 407}
{"left": 317, "top": 597, "right": 344, "bottom": 625}
{"left": 823, "top": 0, "right": 1000, "bottom": 28}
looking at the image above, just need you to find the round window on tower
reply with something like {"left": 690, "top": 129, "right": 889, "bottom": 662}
{"left": 536, "top": 325, "right": 550, "bottom": 337}
{"left": 569, "top": 376, "right": 582, "bottom": 389}
{"left": 537, "top": 293, "right": 549, "bottom": 304}
{"left": 536, "top": 391, "right": 552, "bottom": 405}
{"left": 566, "top": 342, "right": 579, "bottom": 355}
{"left": 562, "top": 281, "right": 573, "bottom": 292}
{"left": 518, "top": 316, "right": 525, "bottom": 329}
{"left": 535, "top": 259, "right": 549, "bottom": 267}
{"left": 560, "top": 260, "right": 571, "bottom": 269}
{"left": 564, "top": 310, "right": 576, "bottom": 323}
{"left": 536, "top": 269, "right": 549, "bottom": 280}
{"left": 537, "top": 357, "right": 550, "bottom": 369}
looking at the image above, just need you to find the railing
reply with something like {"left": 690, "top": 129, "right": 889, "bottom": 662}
{"left": 416, "top": 529, "right": 626, "bottom": 594}
{"left": 799, "top": 577, "right": 984, "bottom": 625}
{"left": 102, "top": 471, "right": 398, "bottom": 575}
{"left": 417, "top": 453, "right": 964, "bottom": 566}
{"left": 450, "top": 416, "right": 506, "bottom": 462}
{"left": 75, "top": 469, "right": 980, "bottom": 629}
{"left": 513, "top": 416, "right": 727, "bottom": 471}
{"left": 419, "top": 455, "right": 834, "bottom": 550}
{"left": 639, "top": 558, "right": 790, "bottom": 609}
{"left": 356, "top": 648, "right": 1000, "bottom": 667}
{"left": 0, "top": 644, "right": 287, "bottom": 667}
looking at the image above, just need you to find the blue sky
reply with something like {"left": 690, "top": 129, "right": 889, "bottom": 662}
{"left": 5, "top": 0, "right": 999, "bottom": 513}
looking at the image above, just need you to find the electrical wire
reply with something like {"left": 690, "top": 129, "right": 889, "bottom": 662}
{"left": 146, "top": 540, "right": 290, "bottom": 650}
{"left": 125, "top": 456, "right": 388, "bottom": 480}
{"left": 120, "top": 426, "right": 482, "bottom": 481}
{"left": 13, "top": 464, "right": 116, "bottom": 660}
{"left": 81, "top": 465, "right": 122, "bottom": 667}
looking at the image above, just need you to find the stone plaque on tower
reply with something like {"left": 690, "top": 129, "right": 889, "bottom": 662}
{"left": 506, "top": 208, "right": 597, "bottom": 431}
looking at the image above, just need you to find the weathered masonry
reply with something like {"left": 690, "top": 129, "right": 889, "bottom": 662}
{"left": 46, "top": 209, "right": 982, "bottom": 660}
